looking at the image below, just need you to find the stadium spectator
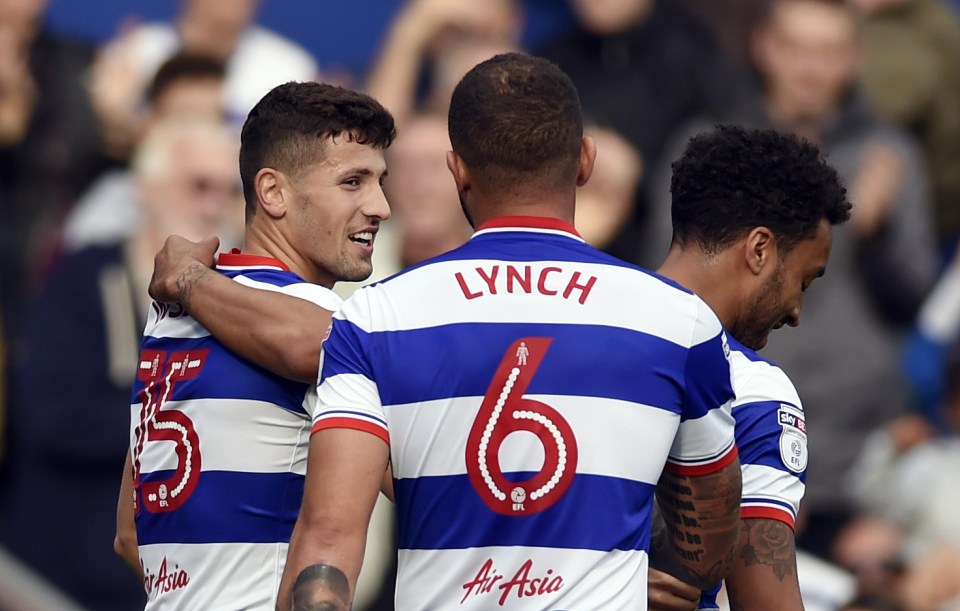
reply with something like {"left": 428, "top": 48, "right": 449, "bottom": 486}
{"left": 365, "top": 0, "right": 521, "bottom": 128}
{"left": 380, "top": 112, "right": 472, "bottom": 268}
{"left": 89, "top": 0, "right": 318, "bottom": 155}
{"left": 673, "top": 0, "right": 767, "bottom": 69}
{"left": 849, "top": 0, "right": 960, "bottom": 260}
{"left": 850, "top": 348, "right": 960, "bottom": 561}
{"left": 0, "top": 118, "right": 239, "bottom": 610}
{"left": 537, "top": 0, "right": 745, "bottom": 267}
{"left": 64, "top": 52, "right": 229, "bottom": 253}
{"left": 902, "top": 246, "right": 960, "bottom": 427}
{"left": 574, "top": 124, "right": 643, "bottom": 250}
{"left": 0, "top": 0, "right": 113, "bottom": 366}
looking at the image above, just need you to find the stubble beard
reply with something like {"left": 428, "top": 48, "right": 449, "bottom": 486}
{"left": 736, "top": 264, "right": 785, "bottom": 352}
{"left": 332, "top": 249, "right": 374, "bottom": 283}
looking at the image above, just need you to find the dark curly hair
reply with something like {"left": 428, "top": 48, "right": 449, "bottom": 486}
{"left": 448, "top": 52, "right": 582, "bottom": 196}
{"left": 239, "top": 81, "right": 396, "bottom": 221}
{"left": 670, "top": 125, "right": 851, "bottom": 254}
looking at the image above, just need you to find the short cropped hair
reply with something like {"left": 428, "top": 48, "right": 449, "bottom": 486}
{"left": 239, "top": 81, "right": 396, "bottom": 220}
{"left": 670, "top": 125, "right": 851, "bottom": 254}
{"left": 146, "top": 53, "right": 226, "bottom": 106}
{"left": 448, "top": 53, "right": 583, "bottom": 196}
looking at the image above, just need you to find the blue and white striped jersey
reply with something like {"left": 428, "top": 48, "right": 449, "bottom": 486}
{"left": 129, "top": 251, "right": 341, "bottom": 610}
{"left": 698, "top": 336, "right": 807, "bottom": 610}
{"left": 315, "top": 216, "right": 738, "bottom": 610}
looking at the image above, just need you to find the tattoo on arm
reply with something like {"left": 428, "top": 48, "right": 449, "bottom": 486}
{"left": 737, "top": 519, "right": 797, "bottom": 581}
{"left": 656, "top": 463, "right": 741, "bottom": 588}
{"left": 291, "top": 564, "right": 352, "bottom": 611}
{"left": 649, "top": 503, "right": 692, "bottom": 581}
{"left": 175, "top": 262, "right": 212, "bottom": 309}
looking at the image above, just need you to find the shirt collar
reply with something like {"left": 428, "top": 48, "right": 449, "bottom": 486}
{"left": 473, "top": 216, "right": 584, "bottom": 242}
{"left": 216, "top": 248, "right": 290, "bottom": 271}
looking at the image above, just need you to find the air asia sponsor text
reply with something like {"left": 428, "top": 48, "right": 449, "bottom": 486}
{"left": 461, "top": 558, "right": 563, "bottom": 605}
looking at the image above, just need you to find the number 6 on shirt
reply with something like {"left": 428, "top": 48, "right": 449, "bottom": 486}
{"left": 466, "top": 337, "right": 579, "bottom": 515}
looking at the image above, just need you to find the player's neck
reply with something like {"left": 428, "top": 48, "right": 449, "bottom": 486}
{"left": 240, "top": 222, "right": 335, "bottom": 288}
{"left": 657, "top": 245, "right": 739, "bottom": 330}
{"left": 468, "top": 191, "right": 576, "bottom": 229}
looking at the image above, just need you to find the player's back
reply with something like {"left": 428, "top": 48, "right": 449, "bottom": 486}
{"left": 130, "top": 252, "right": 339, "bottom": 610}
{"left": 316, "top": 218, "right": 736, "bottom": 609}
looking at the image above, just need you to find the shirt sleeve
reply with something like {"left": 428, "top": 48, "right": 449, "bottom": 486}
{"left": 666, "top": 298, "right": 738, "bottom": 475}
{"left": 730, "top": 357, "right": 806, "bottom": 530}
{"left": 312, "top": 290, "right": 390, "bottom": 445}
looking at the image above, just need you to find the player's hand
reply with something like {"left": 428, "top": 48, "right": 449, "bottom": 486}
{"left": 648, "top": 568, "right": 701, "bottom": 611}
{"left": 149, "top": 235, "right": 219, "bottom": 304}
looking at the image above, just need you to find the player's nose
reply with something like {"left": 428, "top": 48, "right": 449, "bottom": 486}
{"left": 785, "top": 306, "right": 801, "bottom": 327}
{"left": 366, "top": 186, "right": 392, "bottom": 221}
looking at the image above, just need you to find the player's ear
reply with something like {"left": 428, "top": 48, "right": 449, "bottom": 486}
{"left": 744, "top": 226, "right": 777, "bottom": 275}
{"left": 255, "top": 167, "right": 288, "bottom": 219}
{"left": 446, "top": 150, "right": 470, "bottom": 198}
{"left": 576, "top": 135, "right": 597, "bottom": 187}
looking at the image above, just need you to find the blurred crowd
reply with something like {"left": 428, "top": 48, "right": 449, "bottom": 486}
{"left": 1, "top": 0, "right": 960, "bottom": 609}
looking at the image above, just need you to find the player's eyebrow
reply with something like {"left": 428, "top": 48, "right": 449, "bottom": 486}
{"left": 338, "top": 167, "right": 389, "bottom": 181}
{"left": 339, "top": 166, "right": 375, "bottom": 177}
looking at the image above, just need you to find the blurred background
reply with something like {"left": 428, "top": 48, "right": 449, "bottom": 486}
{"left": 2, "top": 0, "right": 960, "bottom": 609}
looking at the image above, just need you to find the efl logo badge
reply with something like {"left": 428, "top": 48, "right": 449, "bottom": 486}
{"left": 777, "top": 404, "right": 807, "bottom": 473}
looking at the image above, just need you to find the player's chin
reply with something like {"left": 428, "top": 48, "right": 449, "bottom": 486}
{"left": 741, "top": 332, "right": 768, "bottom": 352}
{"left": 339, "top": 260, "right": 374, "bottom": 283}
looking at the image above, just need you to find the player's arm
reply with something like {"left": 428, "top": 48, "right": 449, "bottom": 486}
{"left": 114, "top": 450, "right": 143, "bottom": 579}
{"left": 657, "top": 308, "right": 742, "bottom": 590}
{"left": 648, "top": 504, "right": 702, "bottom": 611}
{"left": 722, "top": 362, "right": 809, "bottom": 610}
{"left": 724, "top": 518, "right": 803, "bottom": 610}
{"left": 149, "top": 235, "right": 331, "bottom": 383}
{"left": 647, "top": 569, "right": 701, "bottom": 611}
{"left": 277, "top": 429, "right": 389, "bottom": 611}
{"left": 654, "top": 458, "right": 742, "bottom": 590}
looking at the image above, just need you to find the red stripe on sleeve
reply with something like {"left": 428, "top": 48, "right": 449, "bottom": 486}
{"left": 740, "top": 506, "right": 796, "bottom": 530}
{"left": 664, "top": 444, "right": 739, "bottom": 476}
{"left": 311, "top": 418, "right": 390, "bottom": 446}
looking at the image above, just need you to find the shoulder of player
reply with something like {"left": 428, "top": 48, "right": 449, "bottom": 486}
{"left": 223, "top": 269, "right": 344, "bottom": 312}
{"left": 728, "top": 344, "right": 802, "bottom": 409}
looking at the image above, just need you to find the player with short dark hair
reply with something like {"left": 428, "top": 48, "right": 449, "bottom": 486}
{"left": 650, "top": 124, "right": 851, "bottom": 610}
{"left": 670, "top": 124, "right": 850, "bottom": 257}
{"left": 278, "top": 52, "right": 742, "bottom": 610}
{"left": 117, "top": 80, "right": 395, "bottom": 610}
{"left": 238, "top": 81, "right": 397, "bottom": 224}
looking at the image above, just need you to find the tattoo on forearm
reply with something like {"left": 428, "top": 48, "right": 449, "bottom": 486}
{"left": 291, "top": 564, "right": 351, "bottom": 611}
{"left": 649, "top": 503, "right": 690, "bottom": 581}
{"left": 655, "top": 463, "right": 741, "bottom": 587}
{"left": 175, "top": 262, "right": 212, "bottom": 308}
{"left": 737, "top": 519, "right": 797, "bottom": 581}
